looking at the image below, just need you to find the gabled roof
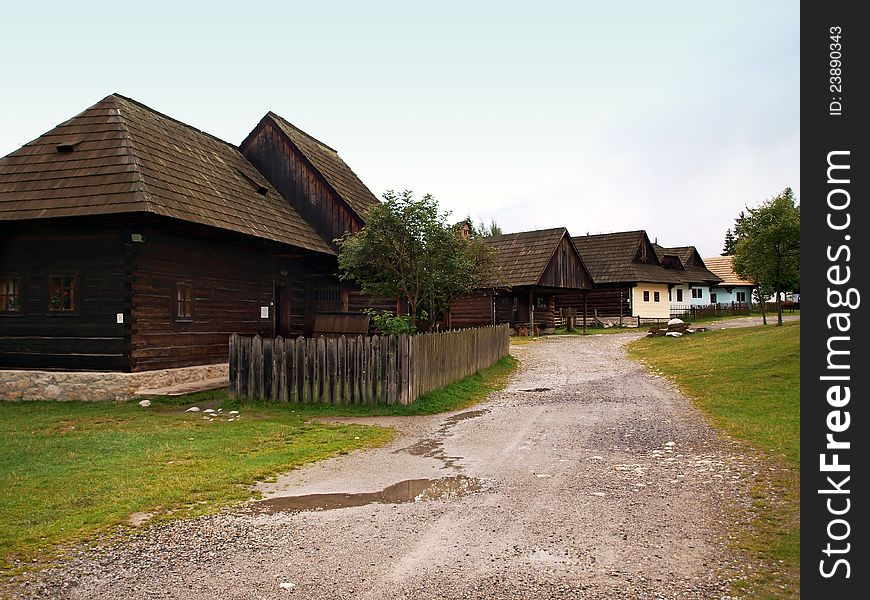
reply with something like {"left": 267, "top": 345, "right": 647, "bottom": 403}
{"left": 0, "top": 94, "right": 332, "bottom": 255}
{"left": 485, "top": 227, "right": 577, "bottom": 287}
{"left": 259, "top": 112, "right": 380, "bottom": 220}
{"left": 573, "top": 230, "right": 683, "bottom": 285}
{"left": 653, "top": 243, "right": 722, "bottom": 285}
{"left": 703, "top": 255, "right": 754, "bottom": 286}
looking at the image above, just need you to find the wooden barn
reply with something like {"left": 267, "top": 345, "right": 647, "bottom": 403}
{"left": 0, "top": 94, "right": 384, "bottom": 371}
{"left": 447, "top": 228, "right": 592, "bottom": 334}
{"left": 558, "top": 230, "right": 682, "bottom": 323}
{"left": 241, "top": 111, "right": 402, "bottom": 322}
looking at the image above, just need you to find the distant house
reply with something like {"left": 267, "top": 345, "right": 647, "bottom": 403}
{"left": 559, "top": 231, "right": 682, "bottom": 323}
{"left": 653, "top": 244, "right": 722, "bottom": 311}
{"left": 704, "top": 255, "right": 755, "bottom": 307}
{"left": 448, "top": 228, "right": 592, "bottom": 334}
{"left": 0, "top": 94, "right": 386, "bottom": 371}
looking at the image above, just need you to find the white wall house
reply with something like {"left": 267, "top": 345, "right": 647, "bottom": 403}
{"left": 654, "top": 244, "right": 723, "bottom": 313}
{"left": 704, "top": 256, "right": 755, "bottom": 307}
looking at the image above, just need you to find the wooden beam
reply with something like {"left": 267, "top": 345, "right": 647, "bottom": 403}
{"left": 529, "top": 289, "right": 534, "bottom": 336}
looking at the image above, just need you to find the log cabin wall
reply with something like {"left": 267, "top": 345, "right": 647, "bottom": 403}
{"left": 447, "top": 293, "right": 493, "bottom": 328}
{"left": 0, "top": 219, "right": 130, "bottom": 371}
{"left": 539, "top": 237, "right": 594, "bottom": 289}
{"left": 242, "top": 121, "right": 362, "bottom": 248}
{"left": 555, "top": 287, "right": 632, "bottom": 319}
{"left": 129, "top": 219, "right": 329, "bottom": 371}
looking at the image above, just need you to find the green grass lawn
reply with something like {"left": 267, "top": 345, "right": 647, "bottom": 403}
{"left": 0, "top": 354, "right": 517, "bottom": 574}
{"left": 628, "top": 321, "right": 800, "bottom": 598}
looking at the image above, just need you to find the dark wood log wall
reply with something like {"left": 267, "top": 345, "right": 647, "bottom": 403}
{"left": 448, "top": 293, "right": 493, "bottom": 328}
{"left": 539, "top": 237, "right": 594, "bottom": 289}
{"left": 242, "top": 121, "right": 362, "bottom": 248}
{"left": 0, "top": 220, "right": 130, "bottom": 370}
{"left": 556, "top": 287, "right": 632, "bottom": 319}
{"left": 129, "top": 220, "right": 331, "bottom": 371}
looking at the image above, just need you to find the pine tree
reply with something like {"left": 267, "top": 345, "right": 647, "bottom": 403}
{"left": 722, "top": 228, "right": 737, "bottom": 255}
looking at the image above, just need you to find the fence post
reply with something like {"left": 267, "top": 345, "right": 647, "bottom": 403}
{"left": 228, "top": 333, "right": 238, "bottom": 399}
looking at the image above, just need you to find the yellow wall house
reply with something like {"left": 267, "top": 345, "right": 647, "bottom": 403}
{"left": 569, "top": 230, "right": 685, "bottom": 324}
{"left": 631, "top": 282, "right": 671, "bottom": 320}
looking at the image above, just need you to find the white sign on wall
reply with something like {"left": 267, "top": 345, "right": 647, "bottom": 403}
{"left": 116, "top": 313, "right": 124, "bottom": 324}
{"left": 260, "top": 306, "right": 270, "bottom": 319}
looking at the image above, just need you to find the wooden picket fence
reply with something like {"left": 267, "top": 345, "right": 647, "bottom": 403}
{"left": 228, "top": 324, "right": 510, "bottom": 405}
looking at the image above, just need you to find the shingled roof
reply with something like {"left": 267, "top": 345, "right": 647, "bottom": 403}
{"left": 0, "top": 94, "right": 332, "bottom": 255}
{"left": 573, "top": 231, "right": 683, "bottom": 285}
{"left": 703, "top": 256, "right": 754, "bottom": 286}
{"left": 653, "top": 244, "right": 722, "bottom": 285}
{"left": 485, "top": 228, "right": 575, "bottom": 287}
{"left": 262, "top": 112, "right": 380, "bottom": 220}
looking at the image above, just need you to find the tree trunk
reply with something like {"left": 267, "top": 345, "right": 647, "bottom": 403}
{"left": 408, "top": 299, "right": 417, "bottom": 332}
{"left": 776, "top": 289, "right": 783, "bottom": 326}
{"left": 566, "top": 308, "right": 575, "bottom": 332}
{"left": 755, "top": 278, "right": 767, "bottom": 325}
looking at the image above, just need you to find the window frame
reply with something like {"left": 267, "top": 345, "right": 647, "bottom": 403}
{"left": 653, "top": 291, "right": 660, "bottom": 303}
{"left": 676, "top": 288, "right": 683, "bottom": 302}
{"left": 691, "top": 288, "right": 703, "bottom": 299}
{"left": 643, "top": 290, "right": 650, "bottom": 302}
{"left": 736, "top": 291, "right": 747, "bottom": 303}
{"left": 0, "top": 274, "right": 23, "bottom": 315}
{"left": 47, "top": 272, "right": 79, "bottom": 314}
{"left": 174, "top": 281, "right": 194, "bottom": 322}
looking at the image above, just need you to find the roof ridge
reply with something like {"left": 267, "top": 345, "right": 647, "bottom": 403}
{"left": 266, "top": 112, "right": 338, "bottom": 153}
{"left": 110, "top": 93, "right": 243, "bottom": 153}
{"left": 486, "top": 226, "right": 567, "bottom": 240}
{"left": 106, "top": 95, "right": 157, "bottom": 212}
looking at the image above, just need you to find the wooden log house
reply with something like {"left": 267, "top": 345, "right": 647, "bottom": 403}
{"left": 557, "top": 230, "right": 684, "bottom": 323}
{"left": 448, "top": 228, "right": 593, "bottom": 334}
{"left": 0, "top": 94, "right": 391, "bottom": 371}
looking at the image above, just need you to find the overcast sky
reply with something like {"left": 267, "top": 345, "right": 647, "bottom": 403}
{"left": 0, "top": 1, "right": 798, "bottom": 258}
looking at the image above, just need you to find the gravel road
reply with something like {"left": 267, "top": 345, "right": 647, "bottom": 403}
{"left": 13, "top": 323, "right": 787, "bottom": 600}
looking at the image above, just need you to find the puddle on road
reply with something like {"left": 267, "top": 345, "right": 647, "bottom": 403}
{"left": 393, "top": 409, "right": 490, "bottom": 469}
{"left": 441, "top": 409, "right": 489, "bottom": 427}
{"left": 519, "top": 387, "right": 552, "bottom": 393}
{"left": 254, "top": 476, "right": 485, "bottom": 514}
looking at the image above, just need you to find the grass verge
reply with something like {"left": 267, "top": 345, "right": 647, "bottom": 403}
{"left": 227, "top": 354, "right": 518, "bottom": 418}
{"left": 0, "top": 354, "right": 517, "bottom": 574}
{"left": 627, "top": 321, "right": 799, "bottom": 598}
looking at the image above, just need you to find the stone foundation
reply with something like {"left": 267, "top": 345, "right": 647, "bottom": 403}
{"left": 0, "top": 363, "right": 228, "bottom": 402}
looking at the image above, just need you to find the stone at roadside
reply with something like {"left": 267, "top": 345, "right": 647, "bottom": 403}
{"left": 667, "top": 318, "right": 684, "bottom": 326}
{"left": 138, "top": 399, "right": 151, "bottom": 408}
{"left": 665, "top": 332, "right": 683, "bottom": 337}
{"left": 203, "top": 409, "right": 215, "bottom": 414}
{"left": 185, "top": 407, "right": 201, "bottom": 412}
{"left": 279, "top": 582, "right": 295, "bottom": 590}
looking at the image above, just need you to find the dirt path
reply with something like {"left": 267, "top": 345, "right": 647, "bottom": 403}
{"left": 17, "top": 330, "right": 766, "bottom": 599}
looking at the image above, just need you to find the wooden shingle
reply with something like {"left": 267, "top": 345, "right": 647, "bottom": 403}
{"left": 0, "top": 94, "right": 332, "bottom": 255}
{"left": 264, "top": 113, "right": 380, "bottom": 220}
{"left": 572, "top": 231, "right": 683, "bottom": 285}
{"left": 703, "top": 255, "right": 754, "bottom": 286}
{"left": 653, "top": 244, "right": 722, "bottom": 285}
{"left": 485, "top": 227, "right": 585, "bottom": 288}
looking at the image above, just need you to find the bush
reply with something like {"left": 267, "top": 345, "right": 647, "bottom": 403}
{"left": 365, "top": 309, "right": 416, "bottom": 335}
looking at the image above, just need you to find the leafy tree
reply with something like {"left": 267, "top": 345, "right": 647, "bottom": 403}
{"left": 732, "top": 188, "right": 800, "bottom": 326}
{"left": 477, "top": 219, "right": 503, "bottom": 237}
{"left": 722, "top": 228, "right": 737, "bottom": 255}
{"left": 337, "top": 190, "right": 496, "bottom": 332}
